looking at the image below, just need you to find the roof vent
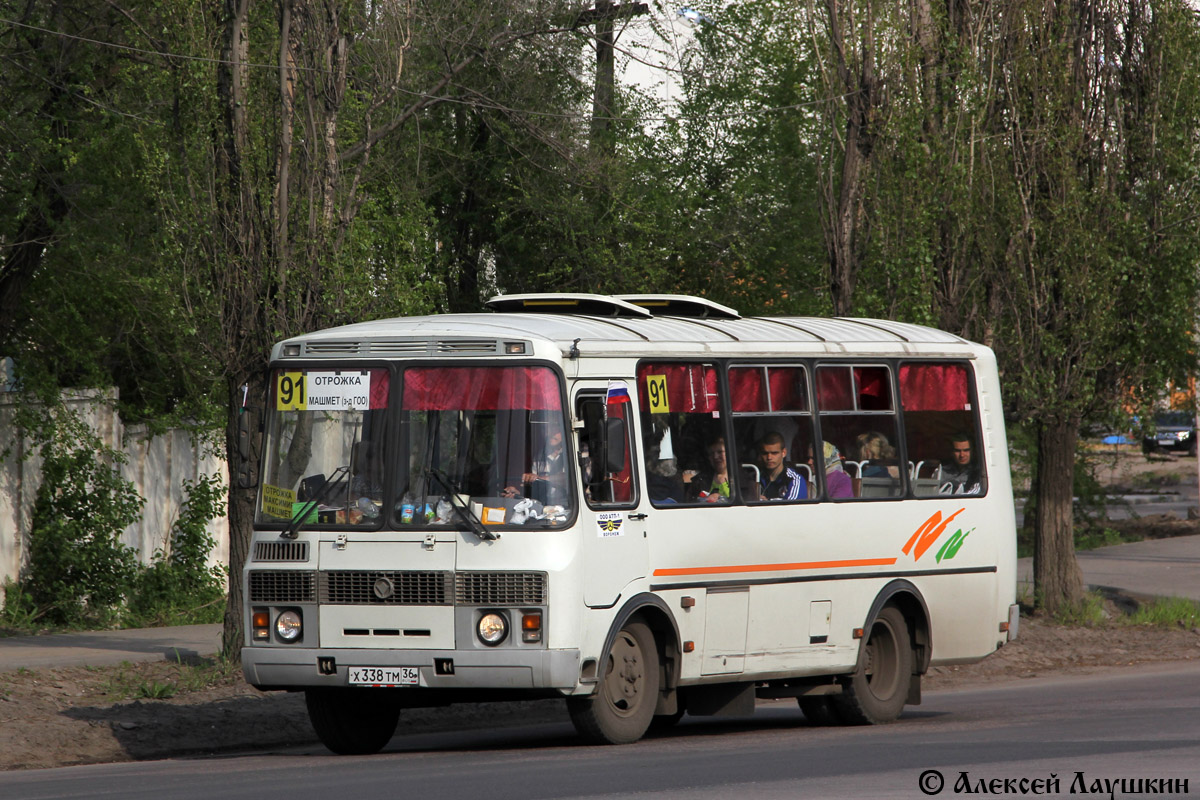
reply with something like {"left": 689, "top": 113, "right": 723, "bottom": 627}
{"left": 614, "top": 294, "right": 740, "bottom": 319}
{"left": 485, "top": 293, "right": 652, "bottom": 318}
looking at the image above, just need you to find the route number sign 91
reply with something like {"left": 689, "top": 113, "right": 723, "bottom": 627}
{"left": 275, "top": 371, "right": 373, "bottom": 411}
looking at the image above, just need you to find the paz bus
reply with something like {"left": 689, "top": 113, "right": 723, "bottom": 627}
{"left": 243, "top": 293, "right": 1019, "bottom": 753}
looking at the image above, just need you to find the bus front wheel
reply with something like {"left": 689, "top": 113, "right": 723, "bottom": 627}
{"left": 833, "top": 606, "right": 912, "bottom": 725}
{"left": 305, "top": 687, "right": 401, "bottom": 755}
{"left": 568, "top": 621, "right": 660, "bottom": 744}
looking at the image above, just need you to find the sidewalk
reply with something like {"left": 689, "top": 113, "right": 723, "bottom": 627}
{"left": 1017, "top": 533, "right": 1200, "bottom": 602}
{"left": 0, "top": 623, "right": 221, "bottom": 672}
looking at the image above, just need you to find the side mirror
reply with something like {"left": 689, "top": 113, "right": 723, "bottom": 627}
{"left": 605, "top": 417, "right": 627, "bottom": 473}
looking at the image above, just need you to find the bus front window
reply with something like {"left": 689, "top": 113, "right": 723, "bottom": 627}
{"left": 395, "top": 365, "right": 573, "bottom": 529}
{"left": 257, "top": 368, "right": 390, "bottom": 527}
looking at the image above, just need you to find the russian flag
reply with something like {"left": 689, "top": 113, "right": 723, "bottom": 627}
{"left": 606, "top": 380, "right": 631, "bottom": 404}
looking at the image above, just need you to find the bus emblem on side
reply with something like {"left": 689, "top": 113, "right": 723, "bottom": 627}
{"left": 596, "top": 512, "right": 624, "bottom": 537}
{"left": 373, "top": 577, "right": 395, "bottom": 599}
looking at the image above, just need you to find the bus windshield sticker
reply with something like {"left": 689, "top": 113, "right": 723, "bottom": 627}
{"left": 276, "top": 370, "right": 373, "bottom": 411}
{"left": 645, "top": 374, "right": 669, "bottom": 413}
{"left": 261, "top": 483, "right": 297, "bottom": 519}
{"left": 596, "top": 511, "right": 624, "bottom": 537}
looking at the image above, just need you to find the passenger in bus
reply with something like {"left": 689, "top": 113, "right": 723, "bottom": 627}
{"left": 503, "top": 423, "right": 569, "bottom": 504}
{"left": 855, "top": 431, "right": 900, "bottom": 479}
{"left": 810, "top": 441, "right": 853, "bottom": 499}
{"left": 647, "top": 452, "right": 687, "bottom": 503}
{"left": 682, "top": 436, "right": 730, "bottom": 502}
{"left": 940, "top": 433, "right": 982, "bottom": 495}
{"left": 756, "top": 432, "right": 806, "bottom": 500}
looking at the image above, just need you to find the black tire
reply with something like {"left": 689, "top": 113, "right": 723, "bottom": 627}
{"left": 798, "top": 695, "right": 840, "bottom": 726}
{"left": 568, "top": 621, "right": 660, "bottom": 744}
{"left": 832, "top": 606, "right": 913, "bottom": 725}
{"left": 305, "top": 687, "right": 401, "bottom": 755}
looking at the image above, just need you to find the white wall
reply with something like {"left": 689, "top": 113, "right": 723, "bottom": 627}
{"left": 0, "top": 388, "right": 229, "bottom": 603}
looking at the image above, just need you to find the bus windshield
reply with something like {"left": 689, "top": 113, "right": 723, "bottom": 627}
{"left": 255, "top": 364, "right": 572, "bottom": 530}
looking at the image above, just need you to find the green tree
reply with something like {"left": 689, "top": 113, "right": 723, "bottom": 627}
{"left": 859, "top": 0, "right": 1200, "bottom": 612}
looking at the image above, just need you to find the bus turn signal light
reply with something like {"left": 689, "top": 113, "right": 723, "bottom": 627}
{"left": 252, "top": 610, "right": 270, "bottom": 640}
{"left": 522, "top": 613, "right": 542, "bottom": 643}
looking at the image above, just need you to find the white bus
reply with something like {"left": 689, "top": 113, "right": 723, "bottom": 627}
{"left": 243, "top": 293, "right": 1019, "bottom": 753}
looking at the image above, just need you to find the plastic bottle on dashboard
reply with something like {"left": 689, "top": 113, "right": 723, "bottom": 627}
{"left": 400, "top": 493, "right": 415, "bottom": 524}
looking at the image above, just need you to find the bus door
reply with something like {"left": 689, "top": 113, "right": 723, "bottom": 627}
{"left": 574, "top": 384, "right": 648, "bottom": 607}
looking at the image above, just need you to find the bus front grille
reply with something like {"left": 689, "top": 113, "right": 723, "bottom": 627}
{"left": 320, "top": 571, "right": 452, "bottom": 605}
{"left": 249, "top": 570, "right": 317, "bottom": 603}
{"left": 455, "top": 572, "right": 546, "bottom": 605}
{"left": 254, "top": 541, "right": 309, "bottom": 562}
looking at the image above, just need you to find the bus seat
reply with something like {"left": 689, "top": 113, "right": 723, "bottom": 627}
{"left": 860, "top": 476, "right": 898, "bottom": 498}
{"left": 740, "top": 464, "right": 761, "bottom": 501}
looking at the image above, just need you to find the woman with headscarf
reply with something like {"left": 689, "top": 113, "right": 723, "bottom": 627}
{"left": 821, "top": 441, "right": 854, "bottom": 499}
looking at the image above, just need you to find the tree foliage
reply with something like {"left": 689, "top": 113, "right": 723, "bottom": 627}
{"left": 2, "top": 0, "right": 1199, "bottom": 626}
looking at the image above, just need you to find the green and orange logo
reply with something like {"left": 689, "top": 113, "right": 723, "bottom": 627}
{"left": 902, "top": 508, "right": 974, "bottom": 563}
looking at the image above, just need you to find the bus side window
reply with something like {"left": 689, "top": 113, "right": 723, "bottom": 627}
{"left": 898, "top": 362, "right": 987, "bottom": 498}
{"left": 729, "top": 364, "right": 815, "bottom": 504}
{"left": 815, "top": 364, "right": 902, "bottom": 500}
{"left": 577, "top": 394, "right": 637, "bottom": 507}
{"left": 636, "top": 363, "right": 724, "bottom": 507}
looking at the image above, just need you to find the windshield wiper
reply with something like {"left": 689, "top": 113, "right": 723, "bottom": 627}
{"left": 282, "top": 465, "right": 349, "bottom": 540}
{"left": 426, "top": 468, "right": 498, "bottom": 541}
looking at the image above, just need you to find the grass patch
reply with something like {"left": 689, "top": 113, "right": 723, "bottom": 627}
{"left": 1051, "top": 592, "right": 1110, "bottom": 626}
{"left": 101, "top": 655, "right": 239, "bottom": 701}
{"left": 1043, "top": 591, "right": 1200, "bottom": 629}
{"left": 1126, "top": 597, "right": 1200, "bottom": 628}
{"left": 1127, "top": 469, "right": 1184, "bottom": 489}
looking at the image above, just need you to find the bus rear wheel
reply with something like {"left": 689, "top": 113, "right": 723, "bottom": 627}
{"left": 305, "top": 687, "right": 401, "bottom": 755}
{"left": 568, "top": 621, "right": 660, "bottom": 744}
{"left": 833, "top": 606, "right": 912, "bottom": 725}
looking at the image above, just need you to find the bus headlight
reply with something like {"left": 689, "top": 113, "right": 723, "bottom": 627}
{"left": 477, "top": 612, "right": 508, "bottom": 646}
{"left": 275, "top": 609, "right": 303, "bottom": 642}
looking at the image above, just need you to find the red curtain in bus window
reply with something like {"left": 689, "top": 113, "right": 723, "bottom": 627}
{"left": 636, "top": 363, "right": 719, "bottom": 413}
{"left": 854, "top": 366, "right": 892, "bottom": 411}
{"left": 728, "top": 367, "right": 767, "bottom": 412}
{"left": 816, "top": 366, "right": 854, "bottom": 411}
{"left": 899, "top": 363, "right": 970, "bottom": 411}
{"left": 369, "top": 370, "right": 389, "bottom": 409}
{"left": 605, "top": 399, "right": 634, "bottom": 502}
{"left": 401, "top": 366, "right": 562, "bottom": 411}
{"left": 768, "top": 367, "right": 808, "bottom": 411}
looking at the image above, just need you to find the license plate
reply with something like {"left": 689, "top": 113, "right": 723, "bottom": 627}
{"left": 348, "top": 666, "right": 419, "bottom": 686}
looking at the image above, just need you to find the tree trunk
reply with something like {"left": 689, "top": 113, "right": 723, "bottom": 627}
{"left": 221, "top": 372, "right": 264, "bottom": 658}
{"left": 1032, "top": 416, "right": 1084, "bottom": 614}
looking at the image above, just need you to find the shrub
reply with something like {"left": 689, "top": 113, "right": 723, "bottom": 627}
{"left": 127, "top": 473, "right": 227, "bottom": 627}
{"left": 20, "top": 419, "right": 143, "bottom": 628}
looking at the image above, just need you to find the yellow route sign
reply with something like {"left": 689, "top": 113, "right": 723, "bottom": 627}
{"left": 645, "top": 374, "right": 670, "bottom": 413}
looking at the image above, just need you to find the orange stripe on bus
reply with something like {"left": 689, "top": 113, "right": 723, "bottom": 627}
{"left": 652, "top": 557, "right": 898, "bottom": 577}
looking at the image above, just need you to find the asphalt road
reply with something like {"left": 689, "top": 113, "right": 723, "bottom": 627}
{"left": 3, "top": 660, "right": 1197, "bottom": 799}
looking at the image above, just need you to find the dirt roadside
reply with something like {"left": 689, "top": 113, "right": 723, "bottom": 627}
{"left": 2, "top": 450, "right": 1198, "bottom": 772}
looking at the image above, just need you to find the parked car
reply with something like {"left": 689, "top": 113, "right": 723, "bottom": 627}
{"left": 1141, "top": 410, "right": 1198, "bottom": 455}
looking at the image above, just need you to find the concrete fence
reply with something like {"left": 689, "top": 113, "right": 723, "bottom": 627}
{"left": 0, "top": 388, "right": 230, "bottom": 602}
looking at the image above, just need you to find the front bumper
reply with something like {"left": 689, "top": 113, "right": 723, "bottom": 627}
{"left": 243, "top": 646, "right": 582, "bottom": 692}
